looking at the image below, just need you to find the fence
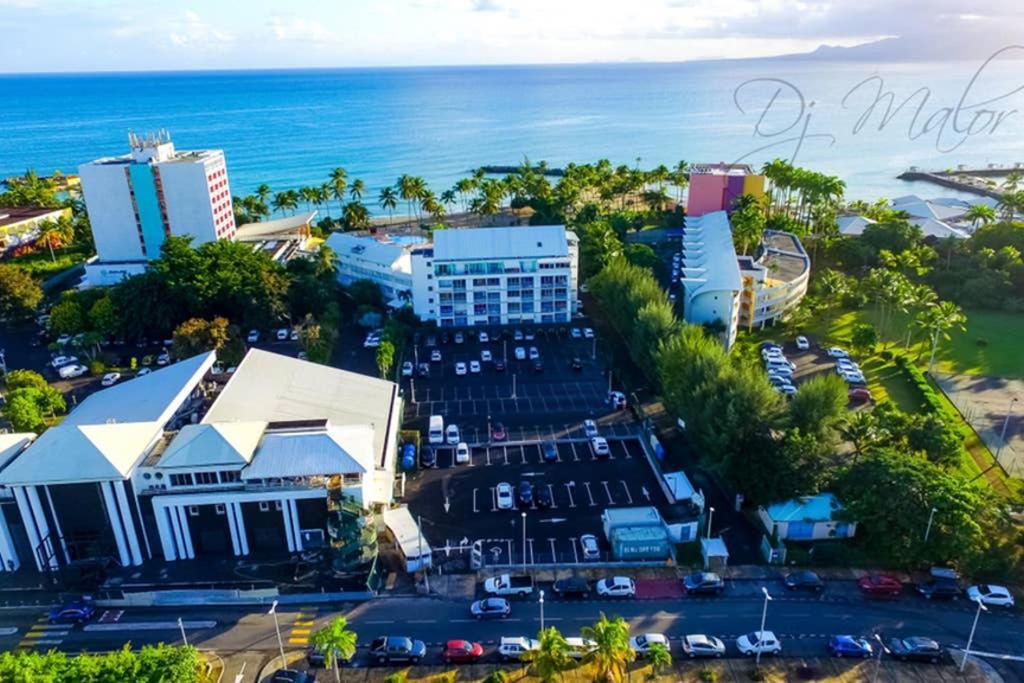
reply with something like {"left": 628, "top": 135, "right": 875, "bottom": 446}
{"left": 932, "top": 373, "right": 1023, "bottom": 478}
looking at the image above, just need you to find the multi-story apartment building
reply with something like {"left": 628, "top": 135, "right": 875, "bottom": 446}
{"left": 78, "top": 131, "right": 236, "bottom": 285}
{"left": 738, "top": 231, "right": 811, "bottom": 330}
{"left": 686, "top": 162, "right": 765, "bottom": 217}
{"left": 325, "top": 232, "right": 423, "bottom": 304}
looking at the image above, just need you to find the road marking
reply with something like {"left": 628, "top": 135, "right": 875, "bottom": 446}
{"left": 570, "top": 537, "right": 580, "bottom": 564}
{"left": 503, "top": 447, "right": 509, "bottom": 466}
{"left": 549, "top": 538, "right": 557, "bottom": 562}
{"left": 366, "top": 620, "right": 394, "bottom": 624}
{"left": 527, "top": 538, "right": 535, "bottom": 564}
{"left": 486, "top": 448, "right": 492, "bottom": 466}
{"left": 564, "top": 482, "right": 576, "bottom": 508}
{"left": 473, "top": 488, "right": 479, "bottom": 513}
{"left": 291, "top": 628, "right": 311, "bottom": 636}
{"left": 570, "top": 441, "right": 580, "bottom": 461}
{"left": 602, "top": 481, "right": 614, "bottom": 505}
{"left": 407, "top": 619, "right": 437, "bottom": 624}
{"left": 0, "top": 627, "right": 18, "bottom": 636}
{"left": 520, "top": 447, "right": 528, "bottom": 465}
{"left": 548, "top": 483, "right": 558, "bottom": 509}
{"left": 620, "top": 480, "right": 633, "bottom": 504}
{"left": 491, "top": 486, "right": 497, "bottom": 512}
{"left": 584, "top": 482, "right": 596, "bottom": 507}
{"left": 84, "top": 621, "right": 217, "bottom": 631}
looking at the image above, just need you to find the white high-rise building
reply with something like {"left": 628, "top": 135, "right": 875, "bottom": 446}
{"left": 78, "top": 131, "right": 235, "bottom": 285}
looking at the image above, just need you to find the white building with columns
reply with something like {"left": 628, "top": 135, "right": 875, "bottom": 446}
{"left": 0, "top": 348, "right": 401, "bottom": 573}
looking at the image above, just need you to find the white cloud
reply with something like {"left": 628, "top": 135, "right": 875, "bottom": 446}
{"left": 268, "top": 15, "right": 333, "bottom": 44}
{"left": 167, "top": 10, "right": 235, "bottom": 50}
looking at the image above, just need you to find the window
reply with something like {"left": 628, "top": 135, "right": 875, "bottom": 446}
{"left": 259, "top": 501, "right": 270, "bottom": 512}
{"left": 274, "top": 500, "right": 283, "bottom": 511}
{"left": 215, "top": 504, "right": 226, "bottom": 515}
{"left": 219, "top": 470, "right": 240, "bottom": 483}
{"left": 170, "top": 473, "right": 193, "bottom": 487}
{"left": 188, "top": 505, "right": 200, "bottom": 517}
{"left": 195, "top": 471, "right": 218, "bottom": 485}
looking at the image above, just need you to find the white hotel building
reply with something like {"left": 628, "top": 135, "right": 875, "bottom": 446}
{"left": 78, "top": 132, "right": 236, "bottom": 286}
{"left": 328, "top": 226, "right": 579, "bottom": 326}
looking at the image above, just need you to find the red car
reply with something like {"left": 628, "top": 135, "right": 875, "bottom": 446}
{"left": 444, "top": 640, "right": 484, "bottom": 663}
{"left": 491, "top": 422, "right": 508, "bottom": 442}
{"left": 858, "top": 573, "right": 903, "bottom": 598}
{"left": 848, "top": 387, "right": 873, "bottom": 403}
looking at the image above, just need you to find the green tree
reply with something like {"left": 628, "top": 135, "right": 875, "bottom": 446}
{"left": 88, "top": 295, "right": 119, "bottom": 338}
{"left": 920, "top": 301, "right": 967, "bottom": 372}
{"left": 647, "top": 641, "right": 672, "bottom": 678}
{"left": 577, "top": 221, "right": 623, "bottom": 280}
{"left": 582, "top": 613, "right": 635, "bottom": 683}
{"left": 788, "top": 373, "right": 848, "bottom": 438}
{"left": 730, "top": 193, "right": 766, "bottom": 255}
{"left": 48, "top": 297, "right": 85, "bottom": 335}
{"left": 376, "top": 340, "right": 395, "bottom": 378}
{"left": 839, "top": 411, "right": 884, "bottom": 460}
{"left": 342, "top": 201, "right": 371, "bottom": 231}
{"left": 526, "top": 627, "right": 571, "bottom": 683}
{"left": 309, "top": 616, "right": 358, "bottom": 683}
{"left": 172, "top": 317, "right": 232, "bottom": 358}
{"left": 849, "top": 323, "right": 878, "bottom": 357}
{"left": 348, "top": 279, "right": 384, "bottom": 309}
{"left": 0, "top": 263, "right": 43, "bottom": 320}
{"left": 378, "top": 186, "right": 399, "bottom": 224}
{"left": 2, "top": 381, "right": 66, "bottom": 432}
{"left": 4, "top": 369, "right": 50, "bottom": 392}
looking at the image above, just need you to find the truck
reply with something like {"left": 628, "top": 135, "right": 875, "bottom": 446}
{"left": 428, "top": 415, "right": 444, "bottom": 445}
{"left": 483, "top": 574, "right": 535, "bottom": 596}
{"left": 609, "top": 526, "right": 672, "bottom": 561}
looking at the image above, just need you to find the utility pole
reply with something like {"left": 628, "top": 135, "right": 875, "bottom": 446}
{"left": 706, "top": 506, "right": 715, "bottom": 540}
{"left": 871, "top": 634, "right": 884, "bottom": 683}
{"left": 539, "top": 589, "right": 545, "bottom": 631}
{"left": 755, "top": 587, "right": 772, "bottom": 666}
{"left": 961, "top": 598, "right": 987, "bottom": 672}
{"left": 924, "top": 506, "right": 938, "bottom": 543}
{"left": 995, "top": 397, "right": 1019, "bottom": 467}
{"left": 268, "top": 601, "right": 286, "bottom": 671}
{"left": 178, "top": 617, "right": 188, "bottom": 647}
{"left": 521, "top": 512, "right": 527, "bottom": 573}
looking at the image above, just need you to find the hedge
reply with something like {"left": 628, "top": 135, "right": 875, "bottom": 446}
{"left": 894, "top": 354, "right": 976, "bottom": 452}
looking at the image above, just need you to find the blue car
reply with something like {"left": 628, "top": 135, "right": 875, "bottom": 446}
{"left": 828, "top": 635, "right": 873, "bottom": 658}
{"left": 48, "top": 599, "right": 95, "bottom": 625}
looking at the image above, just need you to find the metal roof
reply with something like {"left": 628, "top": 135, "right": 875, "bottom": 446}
{"left": 680, "top": 211, "right": 742, "bottom": 296}
{"left": 0, "top": 434, "right": 35, "bottom": 472}
{"left": 157, "top": 422, "right": 266, "bottom": 469}
{"left": 764, "top": 493, "right": 843, "bottom": 523}
{"left": 326, "top": 232, "right": 416, "bottom": 271}
{"left": 241, "top": 425, "right": 375, "bottom": 479}
{"left": 432, "top": 225, "right": 568, "bottom": 261}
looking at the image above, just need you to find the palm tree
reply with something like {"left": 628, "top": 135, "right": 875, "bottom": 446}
{"left": 440, "top": 189, "right": 457, "bottom": 211}
{"left": 309, "top": 616, "right": 358, "bottom": 683}
{"left": 315, "top": 244, "right": 338, "bottom": 278}
{"left": 349, "top": 178, "right": 366, "bottom": 202}
{"left": 526, "top": 627, "right": 571, "bottom": 683}
{"left": 921, "top": 301, "right": 967, "bottom": 373}
{"left": 454, "top": 178, "right": 476, "bottom": 214}
{"left": 378, "top": 187, "right": 398, "bottom": 224}
{"left": 730, "top": 193, "right": 766, "bottom": 255}
{"left": 272, "top": 192, "right": 291, "bottom": 217}
{"left": 672, "top": 160, "right": 689, "bottom": 205}
{"left": 965, "top": 203, "right": 996, "bottom": 228}
{"left": 299, "top": 186, "right": 318, "bottom": 213}
{"left": 36, "top": 219, "right": 72, "bottom": 261}
{"left": 343, "top": 201, "right": 370, "bottom": 231}
{"left": 255, "top": 183, "right": 272, "bottom": 204}
{"left": 840, "top": 411, "right": 882, "bottom": 461}
{"left": 996, "top": 189, "right": 1024, "bottom": 220}
{"left": 647, "top": 641, "right": 672, "bottom": 677}
{"left": 397, "top": 174, "right": 419, "bottom": 224}
{"left": 329, "top": 167, "right": 348, "bottom": 215}
{"left": 582, "top": 613, "right": 634, "bottom": 683}
{"left": 317, "top": 184, "right": 333, "bottom": 218}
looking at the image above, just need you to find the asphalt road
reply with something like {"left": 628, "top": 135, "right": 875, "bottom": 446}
{"left": 0, "top": 587, "right": 1021, "bottom": 678}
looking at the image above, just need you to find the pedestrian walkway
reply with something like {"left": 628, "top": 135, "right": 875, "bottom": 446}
{"left": 15, "top": 614, "right": 67, "bottom": 650}
{"left": 287, "top": 606, "right": 317, "bottom": 647}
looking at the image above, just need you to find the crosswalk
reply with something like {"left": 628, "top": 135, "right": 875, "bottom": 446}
{"left": 15, "top": 615, "right": 68, "bottom": 650}
{"left": 287, "top": 605, "right": 317, "bottom": 647}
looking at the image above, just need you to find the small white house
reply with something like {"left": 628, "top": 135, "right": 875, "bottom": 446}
{"left": 758, "top": 493, "right": 856, "bottom": 542}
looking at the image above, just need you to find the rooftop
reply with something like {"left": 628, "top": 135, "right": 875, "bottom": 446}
{"left": 325, "top": 232, "right": 420, "bottom": 271}
{"left": 689, "top": 163, "right": 757, "bottom": 176}
{"left": 0, "top": 206, "right": 67, "bottom": 229}
{"left": 241, "top": 425, "right": 376, "bottom": 480}
{"left": 764, "top": 493, "right": 843, "bottom": 523}
{"left": 680, "top": 211, "right": 743, "bottom": 296}
{"left": 0, "top": 434, "right": 35, "bottom": 472}
{"left": 236, "top": 211, "right": 318, "bottom": 242}
{"left": 156, "top": 422, "right": 266, "bottom": 469}
{"left": 432, "top": 225, "right": 568, "bottom": 261}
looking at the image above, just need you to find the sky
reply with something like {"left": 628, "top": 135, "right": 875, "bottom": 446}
{"left": 0, "top": 0, "right": 1020, "bottom": 73}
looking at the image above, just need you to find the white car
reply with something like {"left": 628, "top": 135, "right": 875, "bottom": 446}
{"left": 967, "top": 584, "right": 1015, "bottom": 608}
{"left": 607, "top": 391, "right": 627, "bottom": 409}
{"left": 766, "top": 364, "right": 793, "bottom": 377}
{"left": 682, "top": 634, "right": 726, "bottom": 658}
{"left": 630, "top": 633, "right": 669, "bottom": 657}
{"left": 50, "top": 355, "right": 78, "bottom": 368}
{"left": 565, "top": 637, "right": 597, "bottom": 660}
{"left": 524, "top": 330, "right": 535, "bottom": 341}
{"left": 290, "top": 329, "right": 300, "bottom": 341}
{"left": 276, "top": 328, "right": 289, "bottom": 341}
{"left": 528, "top": 347, "right": 540, "bottom": 361}
{"left": 156, "top": 350, "right": 170, "bottom": 366}
{"left": 513, "top": 329, "right": 524, "bottom": 341}
{"left": 401, "top": 362, "right": 414, "bottom": 377}
{"left": 570, "top": 328, "right": 582, "bottom": 339}
{"left": 479, "top": 331, "right": 490, "bottom": 343}
{"left": 596, "top": 577, "right": 636, "bottom": 598}
{"left": 498, "top": 636, "right": 539, "bottom": 661}
{"left": 55, "top": 333, "right": 72, "bottom": 346}
{"left": 775, "top": 384, "right": 798, "bottom": 396}
{"left": 455, "top": 362, "right": 468, "bottom": 376}
{"left": 842, "top": 371, "right": 866, "bottom": 384}
{"left": 836, "top": 359, "right": 859, "bottom": 372}
{"left": 795, "top": 336, "right": 810, "bottom": 350}
{"left": 363, "top": 333, "right": 381, "bottom": 349}
{"left": 431, "top": 349, "right": 442, "bottom": 362}
{"left": 100, "top": 372, "right": 121, "bottom": 387}
{"left": 827, "top": 347, "right": 849, "bottom": 358}
{"left": 455, "top": 442, "right": 470, "bottom": 464}
{"left": 583, "top": 419, "right": 599, "bottom": 438}
{"left": 496, "top": 482, "right": 515, "bottom": 510}
{"left": 736, "top": 631, "right": 781, "bottom": 656}
{"left": 481, "top": 350, "right": 492, "bottom": 362}
{"left": 137, "top": 368, "right": 152, "bottom": 377}
{"left": 583, "top": 328, "right": 595, "bottom": 339}
{"left": 469, "top": 360, "right": 481, "bottom": 374}
{"left": 247, "top": 330, "right": 260, "bottom": 343}
{"left": 580, "top": 534, "right": 600, "bottom": 560}
{"left": 446, "top": 424, "right": 461, "bottom": 445}
{"left": 57, "top": 363, "right": 87, "bottom": 379}
{"left": 514, "top": 347, "right": 527, "bottom": 361}
{"left": 454, "top": 332, "right": 465, "bottom": 344}
{"left": 591, "top": 437, "right": 610, "bottom": 458}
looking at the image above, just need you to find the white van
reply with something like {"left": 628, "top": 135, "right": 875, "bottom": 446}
{"left": 428, "top": 415, "right": 444, "bottom": 445}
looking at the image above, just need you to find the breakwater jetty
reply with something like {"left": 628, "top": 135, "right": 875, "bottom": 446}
{"left": 898, "top": 164, "right": 1023, "bottom": 199}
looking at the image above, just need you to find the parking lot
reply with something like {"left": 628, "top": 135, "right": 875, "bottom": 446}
{"left": 404, "top": 434, "right": 665, "bottom": 567}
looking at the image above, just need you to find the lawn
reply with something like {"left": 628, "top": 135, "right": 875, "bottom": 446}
{"left": 6, "top": 244, "right": 91, "bottom": 281}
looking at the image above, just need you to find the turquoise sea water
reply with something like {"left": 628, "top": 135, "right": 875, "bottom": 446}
{"left": 2, "top": 59, "right": 1022, "bottom": 207}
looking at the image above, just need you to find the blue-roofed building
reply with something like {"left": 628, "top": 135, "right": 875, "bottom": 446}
{"left": 757, "top": 493, "right": 856, "bottom": 542}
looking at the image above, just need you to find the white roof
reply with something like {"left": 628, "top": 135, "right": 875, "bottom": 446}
{"left": 680, "top": 211, "right": 742, "bottom": 296}
{"left": 909, "top": 216, "right": 969, "bottom": 239}
{"left": 236, "top": 211, "right": 317, "bottom": 240}
{"left": 892, "top": 195, "right": 968, "bottom": 221}
{"left": 432, "top": 225, "right": 568, "bottom": 261}
{"left": 701, "top": 536, "right": 729, "bottom": 558}
{"left": 204, "top": 349, "right": 398, "bottom": 463}
{"left": 382, "top": 506, "right": 431, "bottom": 558}
{"left": 0, "top": 433, "right": 35, "bottom": 471}
{"left": 242, "top": 425, "right": 375, "bottom": 479}
{"left": 158, "top": 422, "right": 266, "bottom": 469}
{"left": 663, "top": 471, "right": 696, "bottom": 501}
{"left": 837, "top": 215, "right": 877, "bottom": 236}
{"left": 326, "top": 232, "right": 415, "bottom": 272}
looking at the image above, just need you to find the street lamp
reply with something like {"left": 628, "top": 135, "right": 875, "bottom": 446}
{"left": 924, "top": 506, "right": 938, "bottom": 543}
{"left": 539, "top": 589, "right": 545, "bottom": 632}
{"left": 706, "top": 507, "right": 715, "bottom": 540}
{"left": 961, "top": 597, "right": 988, "bottom": 673}
{"left": 178, "top": 616, "right": 189, "bottom": 647}
{"left": 871, "top": 634, "right": 884, "bottom": 683}
{"left": 756, "top": 587, "right": 772, "bottom": 666}
{"left": 521, "top": 512, "right": 527, "bottom": 572}
{"left": 995, "top": 397, "right": 1019, "bottom": 467}
{"left": 268, "top": 600, "right": 286, "bottom": 671}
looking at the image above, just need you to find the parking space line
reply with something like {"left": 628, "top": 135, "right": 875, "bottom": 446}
{"left": 570, "top": 537, "right": 580, "bottom": 564}
{"left": 527, "top": 538, "right": 534, "bottom": 565}
{"left": 563, "top": 483, "right": 574, "bottom": 508}
{"left": 620, "top": 480, "right": 633, "bottom": 504}
{"left": 584, "top": 482, "right": 596, "bottom": 507}
{"left": 548, "top": 538, "right": 557, "bottom": 562}
{"left": 519, "top": 447, "right": 528, "bottom": 466}
{"left": 473, "top": 488, "right": 479, "bottom": 513}
{"left": 547, "top": 483, "right": 558, "bottom": 509}
{"left": 570, "top": 441, "right": 580, "bottom": 462}
{"left": 502, "top": 447, "right": 509, "bottom": 466}
{"left": 602, "top": 481, "right": 614, "bottom": 505}
{"left": 485, "top": 448, "right": 491, "bottom": 466}
{"left": 490, "top": 487, "right": 497, "bottom": 512}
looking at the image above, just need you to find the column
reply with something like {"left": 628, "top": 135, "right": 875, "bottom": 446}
{"left": 225, "top": 502, "right": 241, "bottom": 556}
{"left": 0, "top": 507, "right": 21, "bottom": 572}
{"left": 114, "top": 481, "right": 143, "bottom": 566}
{"left": 232, "top": 503, "right": 249, "bottom": 556}
{"left": 281, "top": 499, "right": 296, "bottom": 553}
{"left": 154, "top": 503, "right": 177, "bottom": 562}
{"left": 100, "top": 482, "right": 130, "bottom": 567}
{"left": 12, "top": 488, "right": 42, "bottom": 571}
{"left": 175, "top": 506, "right": 194, "bottom": 559}
{"left": 26, "top": 487, "right": 58, "bottom": 569}
{"left": 43, "top": 487, "right": 70, "bottom": 563}
{"left": 288, "top": 499, "right": 303, "bottom": 552}
{"left": 168, "top": 506, "right": 187, "bottom": 560}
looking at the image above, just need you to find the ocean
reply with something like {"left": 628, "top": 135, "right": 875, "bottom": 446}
{"left": 2, "top": 59, "right": 1022, "bottom": 208}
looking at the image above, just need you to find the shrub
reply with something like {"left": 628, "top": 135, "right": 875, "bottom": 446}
{"left": 699, "top": 668, "right": 719, "bottom": 682}
{"left": 384, "top": 672, "right": 408, "bottom": 683}
{"left": 484, "top": 672, "right": 510, "bottom": 683}
{"left": 749, "top": 666, "right": 770, "bottom": 682}
{"left": 88, "top": 359, "right": 106, "bottom": 376}
{"left": 435, "top": 671, "right": 458, "bottom": 683}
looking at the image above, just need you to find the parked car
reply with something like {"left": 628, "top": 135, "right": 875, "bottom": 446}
{"left": 137, "top": 368, "right": 152, "bottom": 376}
{"left": 48, "top": 598, "right": 95, "bottom": 624}
{"left": 498, "top": 636, "right": 539, "bottom": 661}
{"left": 417, "top": 363, "right": 430, "bottom": 377}
{"left": 785, "top": 570, "right": 825, "bottom": 592}
{"left": 156, "top": 349, "right": 171, "bottom": 365}
{"left": 630, "top": 633, "right": 669, "bottom": 657}
{"left": 583, "top": 419, "right": 599, "bottom": 438}
{"left": 565, "top": 637, "right": 597, "bottom": 660}
{"left": 58, "top": 363, "right": 88, "bottom": 379}
{"left": 276, "top": 328, "right": 289, "bottom": 341}
{"left": 683, "top": 572, "right": 725, "bottom": 595}
{"left": 307, "top": 642, "right": 353, "bottom": 667}
{"left": 826, "top": 347, "right": 849, "bottom": 358}
{"left": 775, "top": 384, "right": 798, "bottom": 396}
{"left": 420, "top": 446, "right": 437, "bottom": 468}
{"left": 828, "top": 635, "right": 873, "bottom": 658}
{"left": 454, "top": 332, "right": 465, "bottom": 344}
{"left": 917, "top": 579, "right": 961, "bottom": 600}
{"left": 290, "top": 329, "right": 300, "bottom": 341}
{"left": 682, "top": 634, "right": 726, "bottom": 658}
{"left": 580, "top": 534, "right": 600, "bottom": 560}
{"left": 528, "top": 346, "right": 540, "bottom": 361}
{"left": 541, "top": 441, "right": 559, "bottom": 463}
{"left": 591, "top": 437, "right": 610, "bottom": 458}
{"left": 857, "top": 573, "right": 903, "bottom": 598}
{"left": 966, "top": 584, "right": 1015, "bottom": 608}
{"left": 50, "top": 355, "right": 78, "bottom": 368}
{"left": 518, "top": 480, "right": 534, "bottom": 506}
{"left": 481, "top": 349, "right": 493, "bottom": 362}
{"left": 491, "top": 422, "right": 507, "bottom": 442}
{"left": 100, "top": 372, "right": 121, "bottom": 387}
{"left": 246, "top": 330, "right": 260, "bottom": 343}
{"left": 478, "top": 331, "right": 490, "bottom": 343}
{"left": 552, "top": 577, "right": 589, "bottom": 598}
{"left": 795, "top": 335, "right": 810, "bottom": 350}
{"left": 446, "top": 424, "right": 461, "bottom": 444}
{"left": 570, "top": 328, "right": 582, "bottom": 339}
{"left": 496, "top": 482, "right": 515, "bottom": 510}
{"left": 848, "top": 387, "right": 873, "bottom": 403}
{"left": 534, "top": 484, "right": 553, "bottom": 509}
{"left": 368, "top": 636, "right": 427, "bottom": 664}
{"left": 272, "top": 670, "right": 311, "bottom": 683}
{"left": 596, "top": 576, "right": 636, "bottom": 597}
{"left": 607, "top": 390, "right": 627, "bottom": 409}
{"left": 455, "top": 362, "right": 468, "bottom": 376}
{"left": 401, "top": 361, "right": 414, "bottom": 377}
{"left": 469, "top": 360, "right": 481, "bottom": 374}
{"left": 484, "top": 574, "right": 534, "bottom": 597}
{"left": 513, "top": 329, "right": 524, "bottom": 341}
{"left": 584, "top": 327, "right": 595, "bottom": 339}
{"left": 471, "top": 597, "right": 511, "bottom": 620}
{"left": 455, "top": 442, "right": 470, "bottom": 464}
{"left": 736, "top": 631, "right": 781, "bottom": 657}
{"left": 570, "top": 357, "right": 583, "bottom": 372}
{"left": 431, "top": 349, "right": 442, "bottom": 362}
{"left": 884, "top": 636, "right": 945, "bottom": 663}
{"left": 494, "top": 360, "right": 506, "bottom": 372}
{"left": 759, "top": 342, "right": 782, "bottom": 352}
{"left": 443, "top": 640, "right": 484, "bottom": 663}
{"left": 514, "top": 347, "right": 527, "bottom": 360}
